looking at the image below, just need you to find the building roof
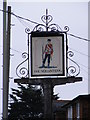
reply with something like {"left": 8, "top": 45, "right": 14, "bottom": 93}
{"left": 62, "top": 94, "right": 90, "bottom": 108}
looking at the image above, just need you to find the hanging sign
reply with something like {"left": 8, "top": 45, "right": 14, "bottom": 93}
{"left": 31, "top": 31, "right": 65, "bottom": 77}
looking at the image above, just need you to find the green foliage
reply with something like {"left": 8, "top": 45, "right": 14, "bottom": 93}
{"left": 8, "top": 84, "right": 44, "bottom": 119}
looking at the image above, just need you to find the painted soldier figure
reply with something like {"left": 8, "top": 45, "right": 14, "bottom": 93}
{"left": 42, "top": 39, "right": 53, "bottom": 67}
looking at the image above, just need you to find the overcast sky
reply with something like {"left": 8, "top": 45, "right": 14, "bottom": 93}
{"left": 0, "top": 1, "right": 89, "bottom": 119}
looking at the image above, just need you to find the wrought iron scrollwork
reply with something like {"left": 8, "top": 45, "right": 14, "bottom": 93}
{"left": 41, "top": 14, "right": 53, "bottom": 24}
{"left": 15, "top": 9, "right": 80, "bottom": 78}
{"left": 33, "top": 9, "right": 70, "bottom": 33}
{"left": 33, "top": 9, "right": 66, "bottom": 32}
{"left": 16, "top": 52, "right": 28, "bottom": 78}
{"left": 48, "top": 24, "right": 62, "bottom": 31}
{"left": 33, "top": 24, "right": 46, "bottom": 32}
{"left": 25, "top": 28, "right": 31, "bottom": 34}
{"left": 67, "top": 51, "right": 80, "bottom": 76}
{"left": 64, "top": 26, "right": 69, "bottom": 32}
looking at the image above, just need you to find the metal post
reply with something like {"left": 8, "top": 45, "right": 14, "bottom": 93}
{"left": 3, "top": 1, "right": 7, "bottom": 119}
{"left": 7, "top": 6, "right": 11, "bottom": 81}
{"left": 7, "top": 5, "right": 11, "bottom": 103}
{"left": 3, "top": 3, "right": 11, "bottom": 119}
{"left": 46, "top": 9, "right": 48, "bottom": 31}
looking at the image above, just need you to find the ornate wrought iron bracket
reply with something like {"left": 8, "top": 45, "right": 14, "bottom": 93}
{"left": 16, "top": 52, "right": 28, "bottom": 78}
{"left": 15, "top": 9, "right": 80, "bottom": 78}
{"left": 33, "top": 9, "right": 69, "bottom": 33}
{"left": 16, "top": 28, "right": 31, "bottom": 78}
{"left": 67, "top": 51, "right": 80, "bottom": 76}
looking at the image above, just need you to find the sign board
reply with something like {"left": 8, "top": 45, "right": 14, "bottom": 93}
{"left": 31, "top": 31, "right": 66, "bottom": 77}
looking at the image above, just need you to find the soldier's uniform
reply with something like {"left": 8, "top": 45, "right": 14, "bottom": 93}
{"left": 43, "top": 39, "right": 53, "bottom": 67}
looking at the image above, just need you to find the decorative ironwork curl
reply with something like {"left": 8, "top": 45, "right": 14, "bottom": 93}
{"left": 64, "top": 26, "right": 69, "bottom": 32}
{"left": 33, "top": 23, "right": 64, "bottom": 32}
{"left": 67, "top": 51, "right": 80, "bottom": 76}
{"left": 41, "top": 15, "right": 53, "bottom": 24}
{"left": 48, "top": 24, "right": 62, "bottom": 31}
{"left": 67, "top": 51, "right": 74, "bottom": 57}
{"left": 68, "top": 65, "right": 77, "bottom": 76}
{"left": 33, "top": 24, "right": 46, "bottom": 31}
{"left": 16, "top": 52, "right": 28, "bottom": 78}
{"left": 25, "top": 28, "right": 31, "bottom": 34}
{"left": 33, "top": 10, "right": 70, "bottom": 33}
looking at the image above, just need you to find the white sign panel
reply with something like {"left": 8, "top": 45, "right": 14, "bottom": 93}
{"left": 31, "top": 32, "right": 65, "bottom": 77}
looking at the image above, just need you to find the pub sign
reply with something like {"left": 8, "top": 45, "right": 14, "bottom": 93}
{"left": 31, "top": 31, "right": 66, "bottom": 77}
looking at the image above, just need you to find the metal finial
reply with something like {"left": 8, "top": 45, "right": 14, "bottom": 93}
{"left": 46, "top": 9, "right": 48, "bottom": 31}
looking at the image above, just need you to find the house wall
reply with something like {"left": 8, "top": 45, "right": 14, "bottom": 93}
{"left": 66, "top": 98, "right": 90, "bottom": 119}
{"left": 73, "top": 103, "right": 76, "bottom": 119}
{"left": 55, "top": 95, "right": 90, "bottom": 120}
{"left": 81, "top": 99, "right": 90, "bottom": 119}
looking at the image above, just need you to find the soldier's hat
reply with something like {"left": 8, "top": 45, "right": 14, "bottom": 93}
{"left": 47, "top": 39, "right": 51, "bottom": 42}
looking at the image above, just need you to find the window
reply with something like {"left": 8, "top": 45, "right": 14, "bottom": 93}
{"left": 68, "top": 106, "right": 72, "bottom": 119}
{"left": 76, "top": 102, "right": 80, "bottom": 119}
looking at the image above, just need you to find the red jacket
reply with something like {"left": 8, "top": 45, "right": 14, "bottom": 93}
{"left": 44, "top": 43, "right": 53, "bottom": 55}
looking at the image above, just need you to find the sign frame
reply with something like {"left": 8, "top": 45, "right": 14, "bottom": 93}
{"left": 31, "top": 31, "right": 66, "bottom": 77}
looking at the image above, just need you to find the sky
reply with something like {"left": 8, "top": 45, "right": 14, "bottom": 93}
{"left": 0, "top": 0, "right": 89, "bottom": 119}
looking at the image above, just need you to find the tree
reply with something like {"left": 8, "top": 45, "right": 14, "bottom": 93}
{"left": 8, "top": 83, "right": 44, "bottom": 119}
